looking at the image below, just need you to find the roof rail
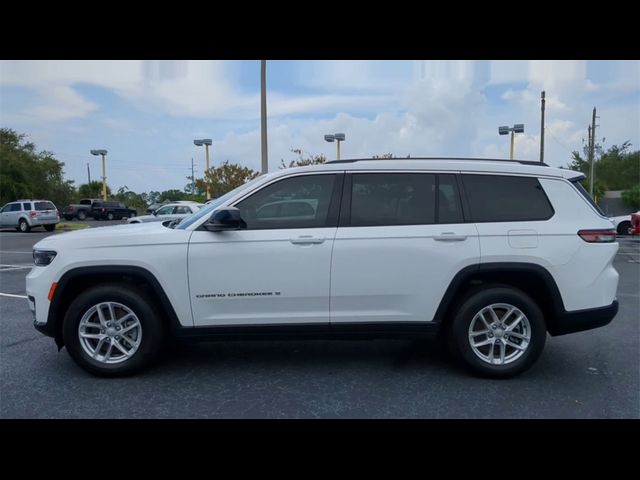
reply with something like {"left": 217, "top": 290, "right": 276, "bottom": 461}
{"left": 325, "top": 157, "right": 549, "bottom": 167}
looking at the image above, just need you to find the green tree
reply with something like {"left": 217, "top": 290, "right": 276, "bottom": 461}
{"left": 195, "top": 161, "right": 259, "bottom": 198}
{"left": 78, "top": 181, "right": 111, "bottom": 199}
{"left": 280, "top": 149, "right": 326, "bottom": 169}
{"left": 158, "top": 189, "right": 187, "bottom": 202}
{"left": 568, "top": 141, "right": 639, "bottom": 193}
{"left": 622, "top": 184, "right": 640, "bottom": 210}
{"left": 113, "top": 186, "right": 146, "bottom": 213}
{"left": 0, "top": 128, "right": 76, "bottom": 207}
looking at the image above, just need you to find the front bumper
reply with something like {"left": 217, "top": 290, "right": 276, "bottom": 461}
{"left": 549, "top": 300, "right": 618, "bottom": 336}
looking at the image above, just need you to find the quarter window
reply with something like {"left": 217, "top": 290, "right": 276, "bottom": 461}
{"left": 236, "top": 174, "right": 337, "bottom": 230}
{"left": 461, "top": 174, "right": 554, "bottom": 222}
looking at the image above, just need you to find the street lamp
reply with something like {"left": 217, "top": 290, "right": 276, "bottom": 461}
{"left": 194, "top": 139, "right": 213, "bottom": 199}
{"left": 324, "top": 133, "right": 346, "bottom": 160}
{"left": 90, "top": 149, "right": 108, "bottom": 200}
{"left": 498, "top": 124, "right": 524, "bottom": 160}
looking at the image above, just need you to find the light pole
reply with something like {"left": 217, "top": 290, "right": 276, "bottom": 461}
{"left": 324, "top": 133, "right": 346, "bottom": 160}
{"left": 90, "top": 149, "right": 108, "bottom": 200}
{"left": 260, "top": 60, "right": 268, "bottom": 175}
{"left": 498, "top": 124, "right": 524, "bottom": 160}
{"left": 194, "top": 139, "right": 213, "bottom": 199}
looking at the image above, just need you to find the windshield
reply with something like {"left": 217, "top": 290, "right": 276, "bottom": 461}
{"left": 177, "top": 176, "right": 266, "bottom": 230}
{"left": 571, "top": 178, "right": 606, "bottom": 217}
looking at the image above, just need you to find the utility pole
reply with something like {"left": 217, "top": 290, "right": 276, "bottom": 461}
{"left": 87, "top": 163, "right": 91, "bottom": 184}
{"left": 589, "top": 107, "right": 597, "bottom": 197}
{"left": 191, "top": 158, "right": 195, "bottom": 195}
{"left": 260, "top": 60, "right": 268, "bottom": 175}
{"left": 540, "top": 91, "right": 545, "bottom": 163}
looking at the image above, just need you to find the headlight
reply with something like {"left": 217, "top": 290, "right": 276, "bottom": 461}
{"left": 33, "top": 250, "right": 57, "bottom": 266}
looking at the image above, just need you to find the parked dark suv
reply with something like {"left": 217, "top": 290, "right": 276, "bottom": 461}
{"left": 90, "top": 201, "right": 137, "bottom": 220}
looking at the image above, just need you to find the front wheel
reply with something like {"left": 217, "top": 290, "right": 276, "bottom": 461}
{"left": 107, "top": 212, "right": 115, "bottom": 221}
{"left": 62, "top": 284, "right": 165, "bottom": 377}
{"left": 449, "top": 286, "right": 546, "bottom": 378}
{"left": 77, "top": 210, "right": 87, "bottom": 221}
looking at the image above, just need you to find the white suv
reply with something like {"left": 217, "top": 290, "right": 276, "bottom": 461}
{"left": 0, "top": 199, "right": 59, "bottom": 232}
{"left": 26, "top": 158, "right": 619, "bottom": 378}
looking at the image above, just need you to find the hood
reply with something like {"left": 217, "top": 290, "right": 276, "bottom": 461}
{"left": 33, "top": 221, "right": 188, "bottom": 251}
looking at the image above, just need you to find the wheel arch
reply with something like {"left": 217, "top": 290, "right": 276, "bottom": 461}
{"left": 48, "top": 265, "right": 182, "bottom": 350}
{"left": 434, "top": 263, "right": 567, "bottom": 335}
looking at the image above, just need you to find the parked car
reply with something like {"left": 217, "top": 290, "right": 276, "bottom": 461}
{"left": 609, "top": 214, "right": 634, "bottom": 236}
{"left": 128, "top": 202, "right": 203, "bottom": 224}
{"left": 90, "top": 201, "right": 137, "bottom": 220}
{"left": 27, "top": 158, "right": 619, "bottom": 378}
{"left": 0, "top": 199, "right": 59, "bottom": 232}
{"left": 62, "top": 198, "right": 100, "bottom": 221}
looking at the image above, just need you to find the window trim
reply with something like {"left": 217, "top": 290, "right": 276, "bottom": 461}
{"left": 459, "top": 173, "right": 555, "bottom": 223}
{"left": 221, "top": 172, "right": 344, "bottom": 231}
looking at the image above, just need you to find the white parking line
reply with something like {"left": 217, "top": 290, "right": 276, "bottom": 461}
{"left": 0, "top": 292, "right": 28, "bottom": 299}
{"left": 0, "top": 264, "right": 33, "bottom": 271}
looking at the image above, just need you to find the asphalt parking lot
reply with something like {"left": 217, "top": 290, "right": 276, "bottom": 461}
{"left": 1, "top": 226, "right": 638, "bottom": 419}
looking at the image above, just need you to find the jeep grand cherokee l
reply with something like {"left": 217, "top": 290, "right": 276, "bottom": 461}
{"left": 26, "top": 158, "right": 619, "bottom": 378}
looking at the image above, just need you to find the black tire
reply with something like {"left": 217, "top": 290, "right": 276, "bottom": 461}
{"left": 62, "top": 284, "right": 165, "bottom": 377}
{"left": 449, "top": 285, "right": 546, "bottom": 378}
{"left": 77, "top": 210, "right": 87, "bottom": 221}
{"left": 107, "top": 212, "right": 115, "bottom": 221}
{"left": 617, "top": 221, "right": 631, "bottom": 236}
{"left": 44, "top": 224, "right": 56, "bottom": 232}
{"left": 64, "top": 215, "right": 73, "bottom": 221}
{"left": 18, "top": 219, "right": 30, "bottom": 233}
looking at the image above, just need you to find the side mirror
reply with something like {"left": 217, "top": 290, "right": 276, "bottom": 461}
{"left": 152, "top": 210, "right": 158, "bottom": 216}
{"left": 203, "top": 206, "right": 243, "bottom": 232}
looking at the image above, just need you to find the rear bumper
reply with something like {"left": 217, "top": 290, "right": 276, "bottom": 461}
{"left": 549, "top": 300, "right": 618, "bottom": 336}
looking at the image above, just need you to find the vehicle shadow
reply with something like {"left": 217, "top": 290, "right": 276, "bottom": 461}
{"left": 151, "top": 337, "right": 460, "bottom": 376}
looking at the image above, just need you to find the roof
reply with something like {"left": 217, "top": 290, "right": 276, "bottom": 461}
{"left": 270, "top": 157, "right": 582, "bottom": 181}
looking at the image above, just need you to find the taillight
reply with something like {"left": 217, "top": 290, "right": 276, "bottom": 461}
{"left": 69, "top": 206, "right": 74, "bottom": 211}
{"left": 578, "top": 229, "right": 616, "bottom": 243}
{"left": 30, "top": 210, "right": 37, "bottom": 218}
{"left": 101, "top": 208, "right": 106, "bottom": 212}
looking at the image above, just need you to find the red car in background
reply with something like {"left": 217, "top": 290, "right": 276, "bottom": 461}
{"left": 631, "top": 211, "right": 640, "bottom": 235}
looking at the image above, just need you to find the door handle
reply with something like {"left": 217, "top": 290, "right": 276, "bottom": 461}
{"left": 433, "top": 232, "right": 468, "bottom": 241}
{"left": 290, "top": 235, "right": 325, "bottom": 245}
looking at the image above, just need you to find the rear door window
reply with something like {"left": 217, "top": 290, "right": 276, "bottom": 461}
{"left": 349, "top": 173, "right": 436, "bottom": 226}
{"left": 23, "top": 203, "right": 31, "bottom": 210}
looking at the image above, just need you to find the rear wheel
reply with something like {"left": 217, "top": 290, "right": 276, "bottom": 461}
{"left": 107, "top": 212, "right": 115, "bottom": 221}
{"left": 617, "top": 221, "right": 631, "bottom": 236}
{"left": 44, "top": 224, "right": 56, "bottom": 232}
{"left": 18, "top": 219, "right": 30, "bottom": 233}
{"left": 449, "top": 286, "right": 546, "bottom": 378}
{"left": 77, "top": 210, "right": 87, "bottom": 221}
{"left": 63, "top": 284, "right": 165, "bottom": 376}
{"left": 64, "top": 215, "right": 73, "bottom": 221}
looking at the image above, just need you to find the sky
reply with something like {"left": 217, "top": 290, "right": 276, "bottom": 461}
{"left": 1, "top": 60, "right": 639, "bottom": 194}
